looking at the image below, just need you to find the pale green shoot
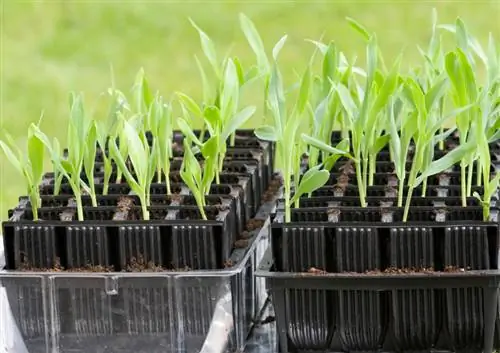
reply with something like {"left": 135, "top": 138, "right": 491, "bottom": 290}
{"left": 177, "top": 58, "right": 256, "bottom": 184}
{"left": 255, "top": 53, "right": 329, "bottom": 222}
{"left": 179, "top": 136, "right": 219, "bottom": 220}
{"left": 333, "top": 35, "right": 399, "bottom": 206}
{"left": 96, "top": 70, "right": 130, "bottom": 195}
{"left": 402, "top": 76, "right": 475, "bottom": 220}
{"left": 109, "top": 115, "right": 157, "bottom": 220}
{"left": 445, "top": 48, "right": 479, "bottom": 204}
{"left": 0, "top": 124, "right": 45, "bottom": 221}
{"left": 133, "top": 68, "right": 154, "bottom": 125}
{"left": 83, "top": 120, "right": 98, "bottom": 207}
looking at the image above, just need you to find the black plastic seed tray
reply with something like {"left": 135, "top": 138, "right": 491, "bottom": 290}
{"left": 171, "top": 128, "right": 274, "bottom": 184}
{"left": 38, "top": 180, "right": 253, "bottom": 232}
{"left": 1, "top": 185, "right": 281, "bottom": 353}
{"left": 302, "top": 184, "right": 487, "bottom": 198}
{"left": 3, "top": 203, "right": 236, "bottom": 271}
{"left": 257, "top": 248, "right": 500, "bottom": 353}
{"left": 277, "top": 195, "right": 482, "bottom": 209}
{"left": 259, "top": 203, "right": 500, "bottom": 353}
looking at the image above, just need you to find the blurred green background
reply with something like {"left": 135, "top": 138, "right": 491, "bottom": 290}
{"left": 1, "top": 0, "right": 499, "bottom": 218}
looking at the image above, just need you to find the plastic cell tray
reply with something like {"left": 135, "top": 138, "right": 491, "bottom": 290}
{"left": 0, "top": 199, "right": 277, "bottom": 353}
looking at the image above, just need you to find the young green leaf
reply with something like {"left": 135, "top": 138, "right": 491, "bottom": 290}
{"left": 189, "top": 18, "right": 220, "bottom": 77}
{"left": 239, "top": 13, "right": 269, "bottom": 72}
{"left": 290, "top": 166, "right": 329, "bottom": 204}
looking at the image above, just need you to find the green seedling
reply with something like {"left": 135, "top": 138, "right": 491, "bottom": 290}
{"left": 188, "top": 18, "right": 260, "bottom": 145}
{"left": 179, "top": 136, "right": 219, "bottom": 220}
{"left": 34, "top": 93, "right": 95, "bottom": 220}
{"left": 0, "top": 122, "right": 45, "bottom": 221}
{"left": 402, "top": 76, "right": 475, "bottom": 221}
{"left": 255, "top": 45, "right": 331, "bottom": 222}
{"left": 177, "top": 58, "right": 256, "bottom": 184}
{"left": 148, "top": 94, "right": 174, "bottom": 193}
{"left": 333, "top": 35, "right": 399, "bottom": 206}
{"left": 109, "top": 115, "right": 158, "bottom": 220}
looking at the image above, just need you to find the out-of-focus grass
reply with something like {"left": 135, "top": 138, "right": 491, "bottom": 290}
{"left": 1, "top": 1, "right": 499, "bottom": 218}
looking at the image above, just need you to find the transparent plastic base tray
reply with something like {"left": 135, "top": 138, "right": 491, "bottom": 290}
{"left": 0, "top": 192, "right": 278, "bottom": 353}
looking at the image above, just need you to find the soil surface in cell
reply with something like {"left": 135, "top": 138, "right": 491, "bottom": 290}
{"left": 302, "top": 266, "right": 471, "bottom": 275}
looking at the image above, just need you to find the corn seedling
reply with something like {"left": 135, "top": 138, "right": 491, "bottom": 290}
{"left": 109, "top": 115, "right": 158, "bottom": 220}
{"left": 179, "top": 136, "right": 219, "bottom": 220}
{"left": 255, "top": 43, "right": 331, "bottom": 222}
{"left": 332, "top": 35, "right": 399, "bottom": 206}
{"left": 0, "top": 122, "right": 45, "bottom": 221}
{"left": 402, "top": 76, "right": 475, "bottom": 221}
{"left": 177, "top": 58, "right": 256, "bottom": 184}
{"left": 188, "top": 18, "right": 260, "bottom": 146}
{"left": 148, "top": 94, "right": 174, "bottom": 193}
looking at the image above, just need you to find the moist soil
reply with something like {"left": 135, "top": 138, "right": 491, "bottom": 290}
{"left": 125, "top": 255, "right": 165, "bottom": 272}
{"left": 301, "top": 266, "right": 470, "bottom": 275}
{"left": 19, "top": 257, "right": 63, "bottom": 272}
{"left": 247, "top": 219, "right": 264, "bottom": 231}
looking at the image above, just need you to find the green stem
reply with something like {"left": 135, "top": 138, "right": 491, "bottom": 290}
{"left": 483, "top": 202, "right": 490, "bottom": 221}
{"left": 461, "top": 163, "right": 467, "bottom": 207}
{"left": 466, "top": 159, "right": 474, "bottom": 197}
{"left": 103, "top": 160, "right": 111, "bottom": 195}
{"left": 284, "top": 189, "right": 291, "bottom": 223}
{"left": 230, "top": 132, "right": 236, "bottom": 147}
{"left": 476, "top": 160, "right": 482, "bottom": 187}
{"left": 140, "top": 194, "right": 149, "bottom": 221}
{"left": 165, "top": 174, "right": 171, "bottom": 195}
{"left": 403, "top": 186, "right": 414, "bottom": 222}
{"left": 421, "top": 178, "right": 427, "bottom": 197}
{"left": 368, "top": 154, "right": 375, "bottom": 187}
{"left": 75, "top": 191, "right": 84, "bottom": 221}
{"left": 115, "top": 170, "right": 122, "bottom": 184}
{"left": 362, "top": 157, "right": 369, "bottom": 193}
{"left": 439, "top": 126, "right": 444, "bottom": 151}
{"left": 157, "top": 165, "right": 162, "bottom": 183}
{"left": 29, "top": 192, "right": 40, "bottom": 221}
{"left": 355, "top": 159, "right": 366, "bottom": 207}
{"left": 397, "top": 176, "right": 405, "bottom": 207}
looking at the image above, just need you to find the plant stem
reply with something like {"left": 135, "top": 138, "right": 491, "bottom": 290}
{"left": 439, "top": 126, "right": 444, "bottom": 151}
{"left": 29, "top": 192, "right": 39, "bottom": 221}
{"left": 421, "top": 178, "right": 427, "bottom": 197}
{"left": 397, "top": 176, "right": 404, "bottom": 207}
{"left": 103, "top": 159, "right": 111, "bottom": 195}
{"left": 482, "top": 202, "right": 490, "bottom": 222}
{"left": 476, "top": 160, "right": 482, "bottom": 187}
{"left": 466, "top": 162, "right": 473, "bottom": 197}
{"left": 368, "top": 154, "right": 376, "bottom": 187}
{"left": 75, "top": 191, "right": 84, "bottom": 221}
{"left": 461, "top": 163, "right": 467, "bottom": 207}
{"left": 116, "top": 170, "right": 122, "bottom": 184}
{"left": 362, "top": 157, "right": 369, "bottom": 194}
{"left": 165, "top": 173, "right": 171, "bottom": 195}
{"left": 140, "top": 194, "right": 149, "bottom": 221}
{"left": 355, "top": 159, "right": 366, "bottom": 207}
{"left": 157, "top": 165, "right": 162, "bottom": 183}
{"left": 403, "top": 186, "right": 414, "bottom": 222}
{"left": 284, "top": 188, "right": 291, "bottom": 223}
{"left": 200, "top": 206, "right": 207, "bottom": 220}
{"left": 230, "top": 132, "right": 236, "bottom": 147}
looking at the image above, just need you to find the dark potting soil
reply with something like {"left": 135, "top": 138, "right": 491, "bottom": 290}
{"left": 125, "top": 255, "right": 167, "bottom": 272}
{"left": 247, "top": 219, "right": 265, "bottom": 231}
{"left": 302, "top": 266, "right": 471, "bottom": 275}
{"left": 263, "top": 176, "right": 282, "bottom": 202}
{"left": 18, "top": 257, "right": 63, "bottom": 272}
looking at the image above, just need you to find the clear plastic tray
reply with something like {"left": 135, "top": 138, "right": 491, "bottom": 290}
{"left": 0, "top": 201, "right": 274, "bottom": 353}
